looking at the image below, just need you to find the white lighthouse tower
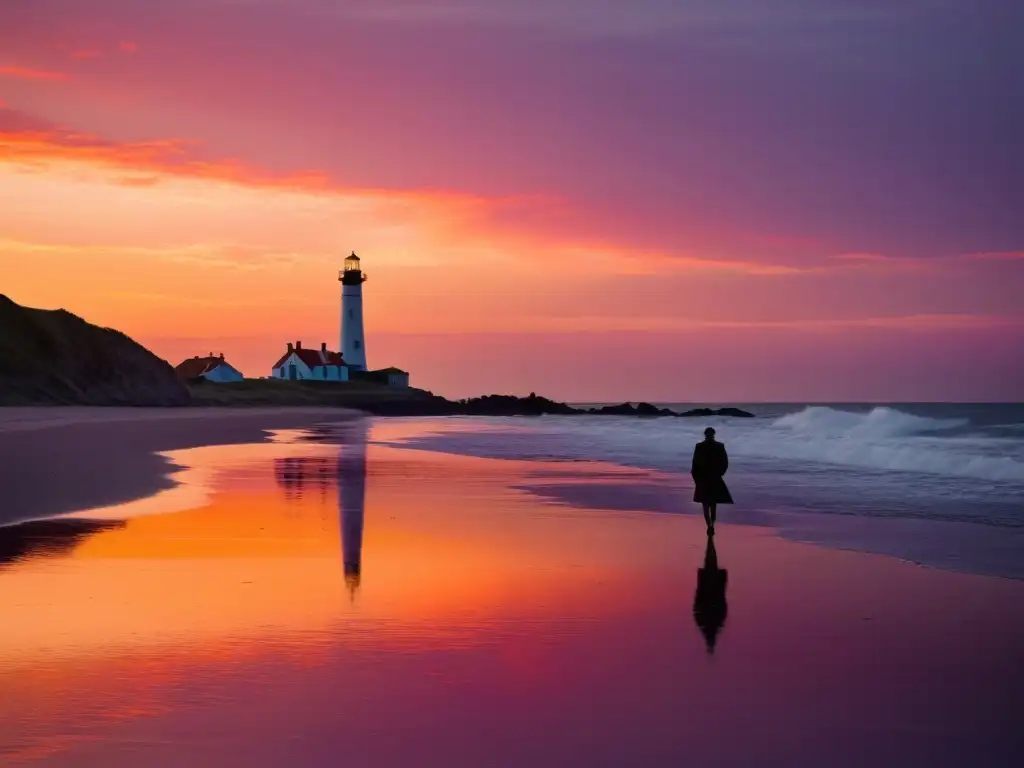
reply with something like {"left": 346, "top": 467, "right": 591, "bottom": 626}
{"left": 339, "top": 252, "right": 368, "bottom": 371}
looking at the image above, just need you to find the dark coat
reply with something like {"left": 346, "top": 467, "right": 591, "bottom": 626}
{"left": 691, "top": 439, "right": 734, "bottom": 504}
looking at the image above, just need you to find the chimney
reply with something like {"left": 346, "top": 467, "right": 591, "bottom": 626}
{"left": 296, "top": 341, "right": 302, "bottom": 350}
{"left": 219, "top": 353, "right": 225, "bottom": 360}
{"left": 287, "top": 342, "right": 294, "bottom": 353}
{"left": 321, "top": 342, "right": 328, "bottom": 353}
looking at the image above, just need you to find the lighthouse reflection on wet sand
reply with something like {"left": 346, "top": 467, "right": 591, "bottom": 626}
{"left": 339, "top": 420, "right": 368, "bottom": 599}
{"left": 340, "top": 252, "right": 368, "bottom": 371}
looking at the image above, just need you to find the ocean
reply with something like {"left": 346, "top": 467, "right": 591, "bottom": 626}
{"left": 372, "top": 403, "right": 1024, "bottom": 578}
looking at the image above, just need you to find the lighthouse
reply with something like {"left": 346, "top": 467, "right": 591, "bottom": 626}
{"left": 339, "top": 252, "right": 368, "bottom": 371}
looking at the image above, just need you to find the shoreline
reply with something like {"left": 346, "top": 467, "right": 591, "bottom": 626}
{"left": 2, "top": 406, "right": 1020, "bottom": 582}
{"left": 0, "top": 407, "right": 356, "bottom": 527}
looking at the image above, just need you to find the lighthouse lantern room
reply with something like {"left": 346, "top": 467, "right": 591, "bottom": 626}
{"left": 339, "top": 252, "right": 368, "bottom": 371}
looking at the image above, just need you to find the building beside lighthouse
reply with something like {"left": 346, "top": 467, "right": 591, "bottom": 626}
{"left": 270, "top": 341, "right": 349, "bottom": 381}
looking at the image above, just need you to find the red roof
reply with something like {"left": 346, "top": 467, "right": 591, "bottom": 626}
{"left": 176, "top": 356, "right": 229, "bottom": 378}
{"left": 272, "top": 345, "right": 346, "bottom": 370}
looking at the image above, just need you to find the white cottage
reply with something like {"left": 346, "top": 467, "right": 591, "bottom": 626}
{"left": 175, "top": 353, "right": 244, "bottom": 382}
{"left": 271, "top": 341, "right": 349, "bottom": 381}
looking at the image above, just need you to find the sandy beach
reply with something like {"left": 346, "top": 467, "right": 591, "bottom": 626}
{"left": 0, "top": 407, "right": 356, "bottom": 526}
{"left": 1, "top": 415, "right": 1022, "bottom": 766}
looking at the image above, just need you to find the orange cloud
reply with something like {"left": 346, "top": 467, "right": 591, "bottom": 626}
{"left": 115, "top": 175, "right": 163, "bottom": 187}
{"left": 71, "top": 49, "right": 102, "bottom": 60}
{"left": 0, "top": 65, "right": 70, "bottom": 81}
{"left": 0, "top": 124, "right": 496, "bottom": 211}
{"left": 119, "top": 41, "right": 139, "bottom": 53}
{"left": 0, "top": 117, "right": 866, "bottom": 281}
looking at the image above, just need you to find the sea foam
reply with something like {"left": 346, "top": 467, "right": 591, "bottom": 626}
{"left": 746, "top": 407, "right": 1024, "bottom": 483}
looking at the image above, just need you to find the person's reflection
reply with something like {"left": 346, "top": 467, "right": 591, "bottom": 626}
{"left": 693, "top": 534, "right": 728, "bottom": 655}
{"left": 337, "top": 420, "right": 369, "bottom": 601}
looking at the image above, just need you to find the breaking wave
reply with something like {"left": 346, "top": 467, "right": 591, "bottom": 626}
{"left": 746, "top": 406, "right": 1023, "bottom": 483}
{"left": 772, "top": 406, "right": 967, "bottom": 438}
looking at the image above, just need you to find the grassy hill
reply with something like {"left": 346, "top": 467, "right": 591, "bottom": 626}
{"left": 0, "top": 295, "right": 191, "bottom": 406}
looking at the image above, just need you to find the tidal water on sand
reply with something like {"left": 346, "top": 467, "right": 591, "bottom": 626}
{"left": 380, "top": 404, "right": 1024, "bottom": 579}
{"left": 1, "top": 417, "right": 1022, "bottom": 766}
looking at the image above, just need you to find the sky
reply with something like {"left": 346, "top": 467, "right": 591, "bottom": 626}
{"left": 1, "top": 0, "right": 1021, "bottom": 401}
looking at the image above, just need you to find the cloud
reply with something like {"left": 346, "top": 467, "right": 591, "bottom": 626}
{"left": 832, "top": 251, "right": 1024, "bottom": 269}
{"left": 70, "top": 49, "right": 102, "bottom": 60}
{"left": 0, "top": 114, "right": 811, "bottom": 278}
{"left": 4, "top": 108, "right": 971, "bottom": 281}
{"left": 234, "top": 0, "right": 930, "bottom": 39}
{"left": 119, "top": 41, "right": 139, "bottom": 53}
{"left": 720, "top": 314, "right": 1024, "bottom": 331}
{"left": 0, "top": 239, "right": 309, "bottom": 273}
{"left": 0, "top": 65, "right": 70, "bottom": 81}
{"left": 329, "top": 313, "right": 1023, "bottom": 335}
{"left": 115, "top": 175, "right": 163, "bottom": 187}
{"left": 827, "top": 252, "right": 962, "bottom": 274}
{"left": 966, "top": 251, "right": 1024, "bottom": 261}
{"left": 577, "top": 313, "right": 1023, "bottom": 333}
{"left": 831, "top": 253, "right": 891, "bottom": 262}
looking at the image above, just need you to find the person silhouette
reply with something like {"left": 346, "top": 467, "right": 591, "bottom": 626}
{"left": 693, "top": 534, "right": 728, "bottom": 655}
{"left": 691, "top": 427, "right": 733, "bottom": 535}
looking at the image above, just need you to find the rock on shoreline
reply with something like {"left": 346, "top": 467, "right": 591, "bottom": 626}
{"left": 386, "top": 393, "right": 755, "bottom": 418}
{"left": 584, "top": 402, "right": 754, "bottom": 418}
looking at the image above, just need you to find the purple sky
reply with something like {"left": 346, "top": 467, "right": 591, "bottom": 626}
{"left": 1, "top": 0, "right": 1021, "bottom": 399}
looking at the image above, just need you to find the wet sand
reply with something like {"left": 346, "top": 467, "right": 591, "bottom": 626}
{"left": 1, "top": 418, "right": 1022, "bottom": 767}
{"left": 0, "top": 407, "right": 355, "bottom": 526}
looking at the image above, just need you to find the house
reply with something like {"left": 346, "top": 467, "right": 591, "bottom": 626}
{"left": 175, "top": 353, "right": 244, "bottom": 382}
{"left": 351, "top": 366, "right": 410, "bottom": 389}
{"left": 271, "top": 341, "right": 349, "bottom": 381}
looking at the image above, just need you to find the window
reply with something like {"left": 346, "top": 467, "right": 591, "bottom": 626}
{"left": 354, "top": 340, "right": 361, "bottom": 349}
{"left": 348, "top": 309, "right": 354, "bottom": 319}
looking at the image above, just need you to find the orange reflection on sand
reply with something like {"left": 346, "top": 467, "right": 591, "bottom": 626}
{"left": 0, "top": 436, "right": 660, "bottom": 764}
{"left": 0, "top": 442, "right": 636, "bottom": 666}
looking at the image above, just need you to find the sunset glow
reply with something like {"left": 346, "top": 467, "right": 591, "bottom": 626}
{"left": 1, "top": 0, "right": 1020, "bottom": 399}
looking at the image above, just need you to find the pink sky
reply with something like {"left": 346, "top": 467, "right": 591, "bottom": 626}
{"left": 1, "top": 0, "right": 1021, "bottom": 400}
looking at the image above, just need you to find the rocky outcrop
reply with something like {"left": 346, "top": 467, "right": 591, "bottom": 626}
{"left": 677, "top": 407, "right": 755, "bottom": 418}
{"left": 327, "top": 392, "right": 577, "bottom": 416}
{"left": 588, "top": 402, "right": 677, "bottom": 416}
{"left": 458, "top": 393, "right": 579, "bottom": 416}
{"left": 0, "top": 295, "right": 191, "bottom": 406}
{"left": 585, "top": 402, "right": 754, "bottom": 418}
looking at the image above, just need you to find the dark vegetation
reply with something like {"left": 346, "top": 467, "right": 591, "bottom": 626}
{"left": 0, "top": 295, "right": 190, "bottom": 406}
